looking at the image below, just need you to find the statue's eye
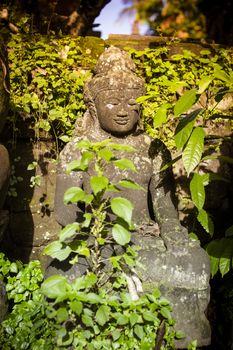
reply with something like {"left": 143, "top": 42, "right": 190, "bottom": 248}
{"left": 128, "top": 99, "right": 137, "bottom": 106}
{"left": 106, "top": 99, "right": 119, "bottom": 106}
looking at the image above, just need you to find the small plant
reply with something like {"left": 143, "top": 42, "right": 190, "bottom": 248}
{"left": 42, "top": 139, "right": 182, "bottom": 349}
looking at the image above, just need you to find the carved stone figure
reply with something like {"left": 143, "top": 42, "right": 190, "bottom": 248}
{"left": 54, "top": 46, "right": 211, "bottom": 348}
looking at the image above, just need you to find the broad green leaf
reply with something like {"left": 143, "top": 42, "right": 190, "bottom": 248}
{"left": 82, "top": 314, "right": 94, "bottom": 327}
{"left": 174, "top": 89, "right": 198, "bottom": 116}
{"left": 153, "top": 104, "right": 169, "bottom": 128}
{"left": 113, "top": 158, "right": 136, "bottom": 172}
{"left": 112, "top": 224, "right": 131, "bottom": 246}
{"left": 66, "top": 159, "right": 81, "bottom": 173}
{"left": 116, "top": 314, "right": 129, "bottom": 325}
{"left": 206, "top": 239, "right": 233, "bottom": 277}
{"left": 70, "top": 300, "right": 83, "bottom": 316}
{"left": 175, "top": 330, "right": 186, "bottom": 339}
{"left": 90, "top": 175, "right": 109, "bottom": 195}
{"left": 182, "top": 127, "right": 205, "bottom": 176}
{"left": 86, "top": 292, "right": 102, "bottom": 304}
{"left": 118, "top": 179, "right": 144, "bottom": 191}
{"left": 95, "top": 305, "right": 110, "bottom": 326}
{"left": 41, "top": 275, "right": 68, "bottom": 299}
{"left": 76, "top": 139, "right": 91, "bottom": 150}
{"left": 197, "top": 209, "right": 214, "bottom": 235}
{"left": 160, "top": 306, "right": 172, "bottom": 320}
{"left": 82, "top": 213, "right": 92, "bottom": 228}
{"left": 174, "top": 109, "right": 202, "bottom": 149}
{"left": 84, "top": 272, "right": 97, "bottom": 289}
{"left": 111, "top": 330, "right": 121, "bottom": 341}
{"left": 64, "top": 187, "right": 85, "bottom": 204}
{"left": 111, "top": 197, "right": 133, "bottom": 225}
{"left": 79, "top": 151, "right": 94, "bottom": 170}
{"left": 129, "top": 313, "right": 140, "bottom": 326}
{"left": 57, "top": 307, "right": 69, "bottom": 323}
{"left": 190, "top": 173, "right": 205, "bottom": 210}
{"left": 43, "top": 241, "right": 71, "bottom": 261}
{"left": 108, "top": 143, "right": 136, "bottom": 152}
{"left": 98, "top": 149, "right": 113, "bottom": 161}
{"left": 219, "top": 241, "right": 233, "bottom": 277}
{"left": 59, "top": 223, "right": 80, "bottom": 241}
{"left": 134, "top": 324, "right": 144, "bottom": 340}
{"left": 143, "top": 310, "right": 156, "bottom": 322}
{"left": 198, "top": 76, "right": 213, "bottom": 94}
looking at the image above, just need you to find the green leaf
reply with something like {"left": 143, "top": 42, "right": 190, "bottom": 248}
{"left": 113, "top": 158, "right": 136, "bottom": 172}
{"left": 108, "top": 143, "right": 135, "bottom": 152}
{"left": 198, "top": 76, "right": 213, "bottom": 94}
{"left": 82, "top": 213, "right": 92, "bottom": 228}
{"left": 134, "top": 324, "right": 144, "bottom": 340}
{"left": 112, "top": 224, "right": 131, "bottom": 246}
{"left": 82, "top": 314, "right": 94, "bottom": 327}
{"left": 118, "top": 179, "right": 144, "bottom": 191}
{"left": 66, "top": 160, "right": 82, "bottom": 173}
{"left": 197, "top": 209, "right": 214, "bottom": 235}
{"left": 59, "top": 223, "right": 80, "bottom": 241}
{"left": 219, "top": 242, "right": 233, "bottom": 277}
{"left": 41, "top": 275, "right": 68, "bottom": 299}
{"left": 174, "top": 109, "right": 202, "bottom": 149}
{"left": 116, "top": 314, "right": 129, "bottom": 325}
{"left": 153, "top": 104, "right": 169, "bottom": 128}
{"left": 190, "top": 173, "right": 205, "bottom": 210}
{"left": 129, "top": 313, "right": 140, "bottom": 326}
{"left": 174, "top": 89, "right": 198, "bottom": 116}
{"left": 76, "top": 139, "right": 91, "bottom": 150}
{"left": 226, "top": 225, "right": 233, "bottom": 237}
{"left": 160, "top": 306, "right": 172, "bottom": 320}
{"left": 57, "top": 307, "right": 69, "bottom": 323}
{"left": 64, "top": 187, "right": 85, "bottom": 204}
{"left": 214, "top": 68, "right": 231, "bottom": 83}
{"left": 84, "top": 273, "right": 97, "bottom": 289}
{"left": 43, "top": 241, "right": 71, "bottom": 261}
{"left": 143, "top": 310, "right": 156, "bottom": 322}
{"left": 90, "top": 175, "right": 109, "bottom": 195}
{"left": 111, "top": 197, "right": 133, "bottom": 225}
{"left": 182, "top": 127, "right": 205, "bottom": 176}
{"left": 175, "top": 330, "right": 186, "bottom": 339}
{"left": 111, "top": 330, "right": 121, "bottom": 341}
{"left": 95, "top": 305, "right": 110, "bottom": 326}
{"left": 98, "top": 149, "right": 113, "bottom": 161}
{"left": 70, "top": 300, "right": 83, "bottom": 316}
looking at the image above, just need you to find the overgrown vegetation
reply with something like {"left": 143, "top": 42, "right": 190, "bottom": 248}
{"left": 0, "top": 142, "right": 185, "bottom": 349}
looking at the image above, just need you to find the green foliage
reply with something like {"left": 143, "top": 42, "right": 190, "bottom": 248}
{"left": 0, "top": 253, "right": 58, "bottom": 349}
{"left": 7, "top": 34, "right": 93, "bottom": 144}
{"left": 42, "top": 140, "right": 181, "bottom": 349}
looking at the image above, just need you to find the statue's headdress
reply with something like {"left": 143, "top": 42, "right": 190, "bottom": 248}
{"left": 84, "top": 46, "right": 145, "bottom": 101}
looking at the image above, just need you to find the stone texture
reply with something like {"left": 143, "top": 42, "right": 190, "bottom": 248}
{"left": 0, "top": 280, "right": 7, "bottom": 323}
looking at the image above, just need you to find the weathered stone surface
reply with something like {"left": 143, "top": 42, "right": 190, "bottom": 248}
{"left": 0, "top": 280, "right": 7, "bottom": 323}
{"left": 52, "top": 46, "right": 211, "bottom": 348}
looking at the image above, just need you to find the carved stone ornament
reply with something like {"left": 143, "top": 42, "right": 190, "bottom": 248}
{"left": 52, "top": 46, "right": 211, "bottom": 347}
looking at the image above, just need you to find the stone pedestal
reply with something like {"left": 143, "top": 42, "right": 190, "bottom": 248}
{"left": 134, "top": 234, "right": 211, "bottom": 348}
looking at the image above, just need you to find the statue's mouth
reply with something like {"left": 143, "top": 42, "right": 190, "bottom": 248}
{"left": 114, "top": 118, "right": 129, "bottom": 125}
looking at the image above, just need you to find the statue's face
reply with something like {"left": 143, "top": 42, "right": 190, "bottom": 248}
{"left": 95, "top": 89, "right": 141, "bottom": 136}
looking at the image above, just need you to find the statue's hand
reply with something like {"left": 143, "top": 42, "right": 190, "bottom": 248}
{"left": 160, "top": 218, "right": 189, "bottom": 250}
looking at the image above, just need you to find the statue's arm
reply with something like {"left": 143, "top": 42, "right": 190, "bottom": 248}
{"left": 149, "top": 139, "right": 188, "bottom": 247}
{"left": 54, "top": 142, "right": 84, "bottom": 227}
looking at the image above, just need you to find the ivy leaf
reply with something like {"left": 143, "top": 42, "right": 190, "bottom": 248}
{"left": 197, "top": 209, "right": 214, "bottom": 235}
{"left": 182, "top": 127, "right": 205, "bottom": 176}
{"left": 174, "top": 109, "right": 202, "bottom": 149}
{"left": 118, "top": 179, "right": 144, "bottom": 191}
{"left": 43, "top": 241, "right": 71, "bottom": 261}
{"left": 190, "top": 173, "right": 205, "bottom": 210}
{"left": 113, "top": 159, "right": 136, "bottom": 172}
{"left": 90, "top": 175, "right": 109, "bottom": 195}
{"left": 112, "top": 224, "right": 131, "bottom": 246}
{"left": 95, "top": 305, "right": 110, "bottom": 326}
{"left": 174, "top": 89, "right": 198, "bottom": 116}
{"left": 41, "top": 275, "right": 68, "bottom": 299}
{"left": 64, "top": 187, "right": 85, "bottom": 204}
{"left": 59, "top": 223, "right": 80, "bottom": 241}
{"left": 153, "top": 103, "right": 169, "bottom": 128}
{"left": 111, "top": 197, "right": 133, "bottom": 225}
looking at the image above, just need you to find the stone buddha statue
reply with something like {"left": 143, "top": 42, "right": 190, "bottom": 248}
{"left": 54, "top": 46, "right": 211, "bottom": 348}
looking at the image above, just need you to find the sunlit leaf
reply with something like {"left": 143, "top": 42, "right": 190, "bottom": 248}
{"left": 43, "top": 241, "right": 71, "bottom": 261}
{"left": 118, "top": 179, "right": 144, "bottom": 191}
{"left": 59, "top": 223, "right": 80, "bottom": 241}
{"left": 174, "top": 89, "right": 198, "bottom": 116}
{"left": 174, "top": 109, "right": 202, "bottom": 149}
{"left": 182, "top": 127, "right": 205, "bottom": 176}
{"left": 90, "top": 175, "right": 109, "bottom": 195}
{"left": 111, "top": 197, "right": 133, "bottom": 225}
{"left": 64, "top": 187, "right": 85, "bottom": 204}
{"left": 153, "top": 104, "right": 169, "bottom": 128}
{"left": 198, "top": 76, "right": 213, "bottom": 94}
{"left": 41, "top": 275, "right": 68, "bottom": 299}
{"left": 112, "top": 223, "right": 131, "bottom": 246}
{"left": 95, "top": 305, "right": 110, "bottom": 326}
{"left": 197, "top": 209, "right": 214, "bottom": 235}
{"left": 113, "top": 158, "right": 136, "bottom": 172}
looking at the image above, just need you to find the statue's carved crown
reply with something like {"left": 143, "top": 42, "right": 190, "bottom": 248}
{"left": 85, "top": 46, "right": 145, "bottom": 100}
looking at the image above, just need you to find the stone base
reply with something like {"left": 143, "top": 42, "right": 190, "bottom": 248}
{"left": 134, "top": 234, "right": 211, "bottom": 348}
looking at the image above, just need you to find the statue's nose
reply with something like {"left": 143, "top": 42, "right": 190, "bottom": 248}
{"left": 117, "top": 109, "right": 128, "bottom": 117}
